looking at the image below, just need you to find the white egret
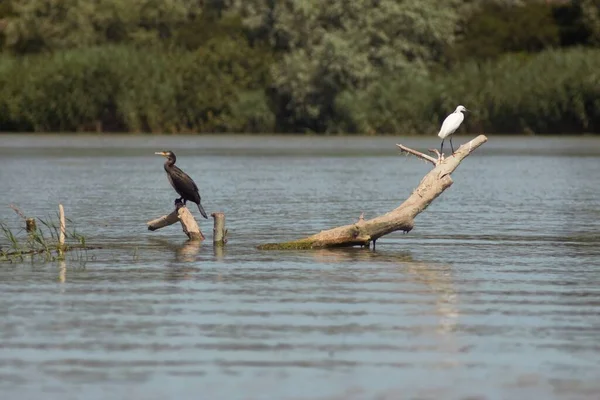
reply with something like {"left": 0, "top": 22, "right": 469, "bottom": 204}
{"left": 438, "top": 105, "right": 469, "bottom": 155}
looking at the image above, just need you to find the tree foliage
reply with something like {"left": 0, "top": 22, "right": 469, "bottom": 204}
{"left": 452, "top": 1, "right": 561, "bottom": 62}
{"left": 579, "top": 0, "right": 600, "bottom": 45}
{"left": 336, "top": 48, "right": 600, "bottom": 135}
{"left": 1, "top": 0, "right": 199, "bottom": 53}
{"left": 233, "top": 0, "right": 469, "bottom": 132}
{"left": 0, "top": 0, "right": 597, "bottom": 134}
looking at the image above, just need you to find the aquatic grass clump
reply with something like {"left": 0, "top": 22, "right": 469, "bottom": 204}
{"left": 0, "top": 213, "right": 90, "bottom": 263}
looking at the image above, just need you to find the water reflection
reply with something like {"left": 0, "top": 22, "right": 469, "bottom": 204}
{"left": 213, "top": 244, "right": 226, "bottom": 260}
{"left": 147, "top": 238, "right": 202, "bottom": 263}
{"left": 168, "top": 241, "right": 203, "bottom": 281}
{"left": 300, "top": 247, "right": 461, "bottom": 368}
{"left": 405, "top": 261, "right": 460, "bottom": 368}
{"left": 144, "top": 238, "right": 204, "bottom": 281}
{"left": 310, "top": 247, "right": 413, "bottom": 264}
{"left": 176, "top": 241, "right": 202, "bottom": 263}
{"left": 58, "top": 259, "right": 66, "bottom": 284}
{"left": 404, "top": 262, "right": 459, "bottom": 333}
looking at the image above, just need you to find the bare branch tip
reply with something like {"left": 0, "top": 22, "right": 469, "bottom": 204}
{"left": 9, "top": 204, "right": 27, "bottom": 220}
{"left": 396, "top": 143, "right": 438, "bottom": 166}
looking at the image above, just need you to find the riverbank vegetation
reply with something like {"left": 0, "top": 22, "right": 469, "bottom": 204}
{"left": 0, "top": 0, "right": 598, "bottom": 134}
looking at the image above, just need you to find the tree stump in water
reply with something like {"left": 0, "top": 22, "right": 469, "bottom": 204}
{"left": 211, "top": 212, "right": 227, "bottom": 246}
{"left": 147, "top": 199, "right": 205, "bottom": 241}
{"left": 258, "top": 134, "right": 488, "bottom": 250}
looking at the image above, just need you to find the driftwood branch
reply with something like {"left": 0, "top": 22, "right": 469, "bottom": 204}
{"left": 396, "top": 144, "right": 439, "bottom": 166}
{"left": 258, "top": 134, "right": 488, "bottom": 250}
{"left": 147, "top": 199, "right": 205, "bottom": 241}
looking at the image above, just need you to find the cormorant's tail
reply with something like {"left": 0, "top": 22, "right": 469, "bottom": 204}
{"left": 198, "top": 202, "right": 208, "bottom": 219}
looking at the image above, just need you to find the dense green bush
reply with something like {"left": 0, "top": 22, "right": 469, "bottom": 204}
{"left": 0, "top": 43, "right": 275, "bottom": 133}
{"left": 335, "top": 48, "right": 600, "bottom": 135}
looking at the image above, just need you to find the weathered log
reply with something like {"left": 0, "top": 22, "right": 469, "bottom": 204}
{"left": 258, "top": 135, "right": 488, "bottom": 250}
{"left": 211, "top": 212, "right": 227, "bottom": 246}
{"left": 147, "top": 199, "right": 205, "bottom": 241}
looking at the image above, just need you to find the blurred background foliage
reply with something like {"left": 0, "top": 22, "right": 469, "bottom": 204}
{"left": 0, "top": 0, "right": 598, "bottom": 134}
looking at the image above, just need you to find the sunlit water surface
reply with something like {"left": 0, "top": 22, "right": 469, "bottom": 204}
{"left": 1, "top": 134, "right": 600, "bottom": 400}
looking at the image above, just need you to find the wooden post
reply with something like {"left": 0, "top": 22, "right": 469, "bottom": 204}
{"left": 211, "top": 212, "right": 227, "bottom": 246}
{"left": 147, "top": 199, "right": 205, "bottom": 241}
{"left": 58, "top": 204, "right": 66, "bottom": 256}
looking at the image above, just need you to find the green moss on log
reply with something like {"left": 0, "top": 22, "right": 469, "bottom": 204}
{"left": 257, "top": 240, "right": 315, "bottom": 250}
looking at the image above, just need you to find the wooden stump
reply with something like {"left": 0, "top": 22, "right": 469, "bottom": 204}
{"left": 211, "top": 212, "right": 227, "bottom": 246}
{"left": 147, "top": 199, "right": 205, "bottom": 241}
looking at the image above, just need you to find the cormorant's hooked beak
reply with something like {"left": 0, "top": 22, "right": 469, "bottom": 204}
{"left": 155, "top": 152, "right": 168, "bottom": 157}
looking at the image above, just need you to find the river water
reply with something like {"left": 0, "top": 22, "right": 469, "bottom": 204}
{"left": 0, "top": 134, "right": 599, "bottom": 399}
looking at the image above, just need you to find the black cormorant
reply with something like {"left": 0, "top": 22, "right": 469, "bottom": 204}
{"left": 155, "top": 151, "right": 208, "bottom": 219}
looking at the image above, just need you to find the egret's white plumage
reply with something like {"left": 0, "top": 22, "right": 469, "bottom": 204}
{"left": 438, "top": 105, "right": 468, "bottom": 155}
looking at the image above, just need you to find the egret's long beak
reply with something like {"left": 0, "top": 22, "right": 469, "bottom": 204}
{"left": 465, "top": 108, "right": 471, "bottom": 113}
{"left": 155, "top": 151, "right": 167, "bottom": 157}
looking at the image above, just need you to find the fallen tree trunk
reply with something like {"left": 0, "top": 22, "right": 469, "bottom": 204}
{"left": 258, "top": 134, "right": 488, "bottom": 250}
{"left": 147, "top": 199, "right": 205, "bottom": 241}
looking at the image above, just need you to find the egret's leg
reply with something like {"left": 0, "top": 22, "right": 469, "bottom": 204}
{"left": 440, "top": 139, "right": 444, "bottom": 155}
{"left": 450, "top": 137, "right": 455, "bottom": 154}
